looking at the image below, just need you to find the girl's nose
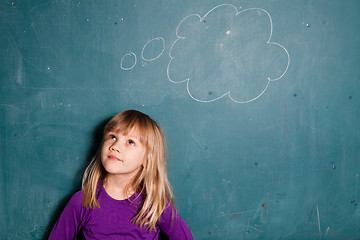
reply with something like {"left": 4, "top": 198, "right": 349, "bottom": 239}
{"left": 110, "top": 143, "right": 121, "bottom": 153}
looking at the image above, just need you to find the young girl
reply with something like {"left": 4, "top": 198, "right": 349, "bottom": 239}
{"left": 49, "top": 110, "right": 193, "bottom": 239}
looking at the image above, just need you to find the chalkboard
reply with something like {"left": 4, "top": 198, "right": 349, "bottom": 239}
{"left": 1, "top": 0, "right": 360, "bottom": 239}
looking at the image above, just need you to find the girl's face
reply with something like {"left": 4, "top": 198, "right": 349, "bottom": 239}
{"left": 101, "top": 127, "right": 146, "bottom": 180}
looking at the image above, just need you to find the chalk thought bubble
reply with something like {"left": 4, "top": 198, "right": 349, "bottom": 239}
{"left": 167, "top": 4, "right": 290, "bottom": 103}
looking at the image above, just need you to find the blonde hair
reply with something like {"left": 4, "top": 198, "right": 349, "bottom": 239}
{"left": 82, "top": 110, "right": 174, "bottom": 231}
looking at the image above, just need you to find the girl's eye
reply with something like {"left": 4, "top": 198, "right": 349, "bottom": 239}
{"left": 127, "top": 139, "right": 135, "bottom": 146}
{"left": 108, "top": 134, "right": 116, "bottom": 140}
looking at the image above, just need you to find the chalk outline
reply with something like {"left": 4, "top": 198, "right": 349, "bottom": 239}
{"left": 120, "top": 52, "right": 137, "bottom": 70}
{"left": 141, "top": 37, "right": 165, "bottom": 61}
{"left": 167, "top": 3, "right": 290, "bottom": 103}
{"left": 317, "top": 205, "right": 321, "bottom": 236}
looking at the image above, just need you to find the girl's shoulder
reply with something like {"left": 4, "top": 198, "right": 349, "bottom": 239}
{"left": 72, "top": 190, "right": 84, "bottom": 200}
{"left": 161, "top": 200, "right": 176, "bottom": 218}
{"left": 66, "top": 190, "right": 84, "bottom": 208}
{"left": 69, "top": 187, "right": 102, "bottom": 207}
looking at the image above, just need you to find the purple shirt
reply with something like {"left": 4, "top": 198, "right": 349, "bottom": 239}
{"left": 49, "top": 186, "right": 193, "bottom": 240}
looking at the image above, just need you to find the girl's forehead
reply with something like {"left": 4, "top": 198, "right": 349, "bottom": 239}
{"left": 124, "top": 127, "right": 142, "bottom": 137}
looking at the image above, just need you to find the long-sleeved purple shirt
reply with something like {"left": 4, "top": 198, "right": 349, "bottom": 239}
{"left": 49, "top": 186, "right": 193, "bottom": 240}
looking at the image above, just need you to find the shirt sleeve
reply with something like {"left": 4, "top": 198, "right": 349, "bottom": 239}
{"left": 159, "top": 202, "right": 194, "bottom": 240}
{"left": 48, "top": 191, "right": 85, "bottom": 240}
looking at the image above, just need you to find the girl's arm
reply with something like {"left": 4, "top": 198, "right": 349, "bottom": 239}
{"left": 159, "top": 202, "right": 194, "bottom": 240}
{"left": 48, "top": 191, "right": 85, "bottom": 240}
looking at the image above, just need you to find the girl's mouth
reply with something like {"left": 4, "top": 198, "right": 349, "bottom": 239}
{"left": 109, "top": 155, "right": 122, "bottom": 161}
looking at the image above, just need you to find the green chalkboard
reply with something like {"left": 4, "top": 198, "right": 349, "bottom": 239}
{"left": 1, "top": 0, "right": 360, "bottom": 239}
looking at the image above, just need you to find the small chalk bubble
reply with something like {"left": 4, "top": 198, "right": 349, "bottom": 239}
{"left": 47, "top": 66, "right": 51, "bottom": 70}
{"left": 120, "top": 17, "right": 124, "bottom": 21}
{"left": 306, "top": 23, "right": 310, "bottom": 27}
{"left": 332, "top": 165, "right": 336, "bottom": 169}
{"left": 87, "top": 18, "right": 90, "bottom": 22}
{"left": 226, "top": 30, "right": 231, "bottom": 35}
{"left": 219, "top": 43, "right": 224, "bottom": 48}
{"left": 11, "top": 2, "right": 16, "bottom": 7}
{"left": 120, "top": 52, "right": 137, "bottom": 70}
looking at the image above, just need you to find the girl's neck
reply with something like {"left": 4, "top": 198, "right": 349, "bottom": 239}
{"left": 103, "top": 175, "right": 134, "bottom": 200}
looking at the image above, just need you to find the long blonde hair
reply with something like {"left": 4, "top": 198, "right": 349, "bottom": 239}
{"left": 82, "top": 110, "right": 174, "bottom": 231}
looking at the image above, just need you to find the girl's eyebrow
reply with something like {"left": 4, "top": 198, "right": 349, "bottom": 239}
{"left": 126, "top": 134, "right": 140, "bottom": 140}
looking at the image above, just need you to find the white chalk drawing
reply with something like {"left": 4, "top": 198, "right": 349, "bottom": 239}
{"left": 120, "top": 4, "right": 290, "bottom": 103}
{"left": 167, "top": 4, "right": 290, "bottom": 103}
{"left": 120, "top": 52, "right": 137, "bottom": 70}
{"left": 141, "top": 37, "right": 165, "bottom": 61}
{"left": 317, "top": 205, "right": 321, "bottom": 236}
